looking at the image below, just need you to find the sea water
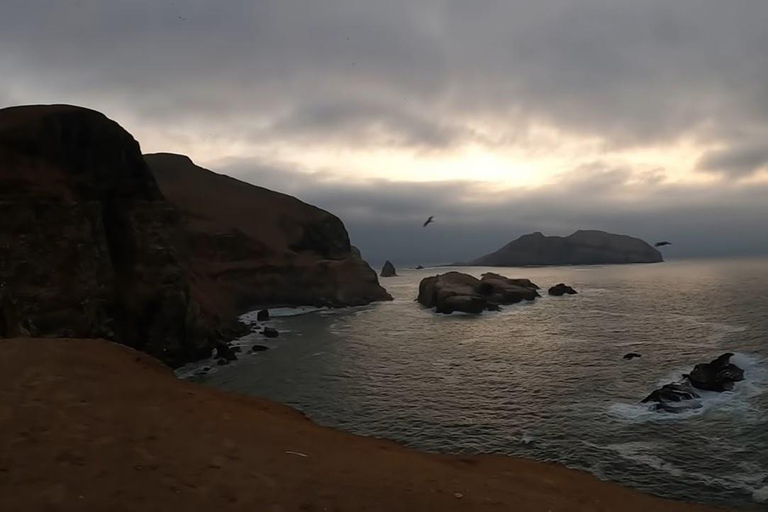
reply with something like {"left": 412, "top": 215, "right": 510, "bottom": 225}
{"left": 181, "top": 258, "right": 768, "bottom": 508}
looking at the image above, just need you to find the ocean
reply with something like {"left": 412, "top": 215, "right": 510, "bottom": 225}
{"left": 179, "top": 258, "right": 768, "bottom": 508}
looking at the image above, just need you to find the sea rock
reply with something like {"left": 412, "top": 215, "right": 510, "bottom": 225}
{"left": 257, "top": 309, "right": 270, "bottom": 322}
{"left": 479, "top": 273, "right": 540, "bottom": 303}
{"left": 263, "top": 327, "right": 279, "bottom": 338}
{"left": 642, "top": 381, "right": 699, "bottom": 404}
{"left": 144, "top": 153, "right": 393, "bottom": 315}
{"left": 548, "top": 284, "right": 577, "bottom": 296}
{"left": 0, "top": 105, "right": 211, "bottom": 367}
{"left": 641, "top": 353, "right": 745, "bottom": 413}
{"left": 217, "top": 358, "right": 230, "bottom": 366}
{"left": 381, "top": 260, "right": 397, "bottom": 277}
{"left": 416, "top": 265, "right": 424, "bottom": 270}
{"left": 418, "top": 272, "right": 539, "bottom": 314}
{"left": 214, "top": 344, "right": 238, "bottom": 362}
{"left": 465, "top": 230, "right": 663, "bottom": 266}
{"left": 623, "top": 353, "right": 642, "bottom": 360}
{"left": 687, "top": 353, "right": 745, "bottom": 392}
{"left": 251, "top": 345, "right": 269, "bottom": 352}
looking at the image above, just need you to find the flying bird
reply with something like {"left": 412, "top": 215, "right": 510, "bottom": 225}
{"left": 654, "top": 241, "right": 672, "bottom": 247}
{"left": 423, "top": 216, "right": 435, "bottom": 227}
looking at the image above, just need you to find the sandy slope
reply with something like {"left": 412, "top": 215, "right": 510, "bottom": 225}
{"left": 0, "top": 338, "right": 728, "bottom": 512}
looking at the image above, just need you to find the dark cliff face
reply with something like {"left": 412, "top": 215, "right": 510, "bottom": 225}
{"left": 0, "top": 105, "right": 210, "bottom": 366}
{"left": 468, "top": 230, "right": 663, "bottom": 266}
{"left": 144, "top": 153, "right": 391, "bottom": 317}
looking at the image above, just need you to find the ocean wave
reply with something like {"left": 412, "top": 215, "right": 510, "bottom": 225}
{"left": 604, "top": 441, "right": 768, "bottom": 503}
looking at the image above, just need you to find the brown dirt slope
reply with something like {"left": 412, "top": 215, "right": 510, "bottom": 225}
{"left": 145, "top": 153, "right": 391, "bottom": 318}
{"left": 0, "top": 338, "right": 729, "bottom": 512}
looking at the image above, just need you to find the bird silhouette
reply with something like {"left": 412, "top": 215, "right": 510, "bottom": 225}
{"left": 654, "top": 241, "right": 672, "bottom": 247}
{"left": 423, "top": 216, "right": 435, "bottom": 227}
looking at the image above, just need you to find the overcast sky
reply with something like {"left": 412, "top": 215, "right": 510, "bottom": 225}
{"left": 3, "top": 1, "right": 768, "bottom": 265}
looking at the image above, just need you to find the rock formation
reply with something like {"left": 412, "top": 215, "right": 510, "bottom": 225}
{"left": 0, "top": 105, "right": 391, "bottom": 367}
{"left": 686, "top": 353, "right": 745, "bottom": 392}
{"left": 145, "top": 153, "right": 392, "bottom": 318}
{"left": 418, "top": 272, "right": 539, "bottom": 314}
{"left": 465, "top": 230, "right": 663, "bottom": 267}
{"left": 641, "top": 353, "right": 745, "bottom": 413}
{"left": 548, "top": 283, "right": 577, "bottom": 296}
{"left": 0, "top": 105, "right": 210, "bottom": 366}
{"left": 380, "top": 260, "right": 397, "bottom": 277}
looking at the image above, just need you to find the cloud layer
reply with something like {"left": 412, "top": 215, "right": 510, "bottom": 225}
{"left": 3, "top": 1, "right": 768, "bottom": 263}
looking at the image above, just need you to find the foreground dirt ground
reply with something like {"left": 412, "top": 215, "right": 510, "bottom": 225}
{"left": 0, "top": 338, "right": 729, "bottom": 511}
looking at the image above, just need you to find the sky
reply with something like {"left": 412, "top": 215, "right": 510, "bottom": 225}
{"left": 3, "top": 1, "right": 768, "bottom": 265}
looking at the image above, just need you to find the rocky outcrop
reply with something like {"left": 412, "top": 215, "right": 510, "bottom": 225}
{"left": 418, "top": 272, "right": 539, "bottom": 314}
{"left": 145, "top": 153, "right": 392, "bottom": 317}
{"left": 466, "top": 230, "right": 663, "bottom": 266}
{"left": 641, "top": 353, "right": 745, "bottom": 413}
{"left": 0, "top": 105, "right": 211, "bottom": 366}
{"left": 548, "top": 283, "right": 577, "bottom": 296}
{"left": 686, "top": 353, "right": 745, "bottom": 392}
{"left": 380, "top": 261, "right": 397, "bottom": 277}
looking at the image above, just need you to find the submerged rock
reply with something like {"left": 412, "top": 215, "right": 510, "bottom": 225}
{"left": 548, "top": 283, "right": 577, "bottom": 296}
{"left": 418, "top": 272, "right": 539, "bottom": 314}
{"left": 263, "top": 327, "right": 279, "bottom": 339}
{"left": 381, "top": 261, "right": 397, "bottom": 277}
{"left": 624, "top": 353, "right": 642, "bottom": 360}
{"left": 251, "top": 345, "right": 269, "bottom": 352}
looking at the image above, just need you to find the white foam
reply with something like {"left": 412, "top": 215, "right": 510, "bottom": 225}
{"left": 753, "top": 486, "right": 768, "bottom": 503}
{"left": 240, "top": 306, "right": 329, "bottom": 323}
{"left": 604, "top": 441, "right": 768, "bottom": 502}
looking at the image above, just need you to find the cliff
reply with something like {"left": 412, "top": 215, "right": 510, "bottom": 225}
{"left": 144, "top": 153, "right": 391, "bottom": 318}
{"left": 0, "top": 105, "right": 210, "bottom": 366}
{"left": 467, "top": 230, "right": 663, "bottom": 266}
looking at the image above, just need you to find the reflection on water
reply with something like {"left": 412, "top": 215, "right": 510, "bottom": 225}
{"left": 193, "top": 259, "right": 768, "bottom": 508}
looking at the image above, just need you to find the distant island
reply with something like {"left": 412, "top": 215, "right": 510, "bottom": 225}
{"left": 463, "top": 230, "right": 663, "bottom": 267}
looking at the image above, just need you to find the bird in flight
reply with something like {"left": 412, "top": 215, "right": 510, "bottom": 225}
{"left": 654, "top": 241, "right": 672, "bottom": 247}
{"left": 423, "top": 216, "right": 435, "bottom": 227}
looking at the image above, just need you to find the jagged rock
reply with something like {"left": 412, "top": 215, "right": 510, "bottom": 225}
{"left": 257, "top": 309, "right": 270, "bottom": 322}
{"left": 687, "top": 353, "right": 745, "bottom": 391}
{"left": 381, "top": 261, "right": 397, "bottom": 277}
{"left": 641, "top": 353, "right": 745, "bottom": 413}
{"left": 263, "top": 327, "right": 279, "bottom": 338}
{"left": 548, "top": 284, "right": 577, "bottom": 296}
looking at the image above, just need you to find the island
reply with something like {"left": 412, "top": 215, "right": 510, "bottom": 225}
{"left": 464, "top": 230, "right": 663, "bottom": 267}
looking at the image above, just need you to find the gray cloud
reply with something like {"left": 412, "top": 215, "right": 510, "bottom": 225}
{"left": 217, "top": 156, "right": 768, "bottom": 265}
{"left": 698, "top": 142, "right": 768, "bottom": 178}
{"left": 3, "top": 1, "right": 768, "bottom": 150}
{"left": 3, "top": 1, "right": 768, "bottom": 262}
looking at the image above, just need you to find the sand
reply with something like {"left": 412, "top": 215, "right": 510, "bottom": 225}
{"left": 0, "top": 338, "right": 731, "bottom": 511}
